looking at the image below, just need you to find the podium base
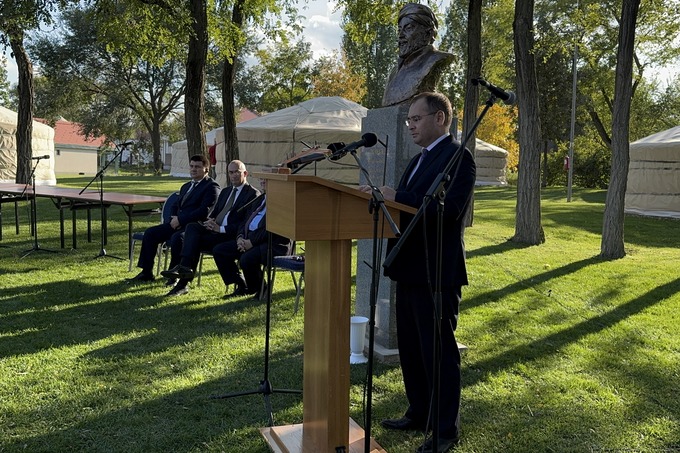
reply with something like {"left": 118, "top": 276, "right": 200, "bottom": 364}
{"left": 260, "top": 418, "right": 387, "bottom": 453}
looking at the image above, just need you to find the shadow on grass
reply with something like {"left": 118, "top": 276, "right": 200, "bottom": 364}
{"left": 467, "top": 238, "right": 533, "bottom": 259}
{"left": 463, "top": 255, "right": 604, "bottom": 311}
{"left": 1, "top": 278, "right": 307, "bottom": 452}
{"left": 0, "top": 276, "right": 294, "bottom": 361}
{"left": 464, "top": 276, "right": 680, "bottom": 391}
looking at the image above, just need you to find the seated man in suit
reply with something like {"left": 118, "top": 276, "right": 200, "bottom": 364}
{"left": 126, "top": 154, "right": 220, "bottom": 282}
{"left": 212, "top": 180, "right": 292, "bottom": 297}
{"left": 160, "top": 160, "right": 260, "bottom": 296}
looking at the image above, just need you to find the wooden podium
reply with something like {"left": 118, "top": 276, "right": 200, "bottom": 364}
{"left": 255, "top": 173, "right": 414, "bottom": 453}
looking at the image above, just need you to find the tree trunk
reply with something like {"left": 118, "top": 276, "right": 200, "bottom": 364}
{"left": 512, "top": 0, "right": 545, "bottom": 245}
{"left": 184, "top": 0, "right": 208, "bottom": 159}
{"left": 151, "top": 116, "right": 163, "bottom": 175}
{"left": 462, "top": 0, "right": 482, "bottom": 228}
{"left": 222, "top": 58, "right": 238, "bottom": 164}
{"left": 9, "top": 30, "right": 34, "bottom": 185}
{"left": 221, "top": 0, "right": 244, "bottom": 165}
{"left": 601, "top": 0, "right": 640, "bottom": 259}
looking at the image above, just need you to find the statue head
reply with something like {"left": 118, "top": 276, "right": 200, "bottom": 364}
{"left": 381, "top": 3, "right": 453, "bottom": 106}
{"left": 397, "top": 3, "right": 438, "bottom": 59}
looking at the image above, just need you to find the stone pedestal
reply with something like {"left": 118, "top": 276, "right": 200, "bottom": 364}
{"left": 354, "top": 104, "right": 422, "bottom": 361}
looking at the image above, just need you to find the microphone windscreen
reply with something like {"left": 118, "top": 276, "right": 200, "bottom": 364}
{"left": 362, "top": 133, "right": 378, "bottom": 148}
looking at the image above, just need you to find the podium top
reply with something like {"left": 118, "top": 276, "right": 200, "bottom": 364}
{"left": 253, "top": 172, "right": 415, "bottom": 241}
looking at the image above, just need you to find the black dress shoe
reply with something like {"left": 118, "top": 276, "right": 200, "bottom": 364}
{"left": 230, "top": 285, "right": 250, "bottom": 297}
{"left": 165, "top": 278, "right": 178, "bottom": 287}
{"left": 161, "top": 265, "right": 194, "bottom": 280}
{"left": 381, "top": 417, "right": 426, "bottom": 431}
{"left": 415, "top": 435, "right": 460, "bottom": 453}
{"left": 125, "top": 272, "right": 155, "bottom": 283}
{"left": 166, "top": 285, "right": 189, "bottom": 297}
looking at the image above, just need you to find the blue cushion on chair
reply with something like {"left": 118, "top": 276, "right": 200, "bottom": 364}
{"left": 272, "top": 255, "right": 305, "bottom": 272}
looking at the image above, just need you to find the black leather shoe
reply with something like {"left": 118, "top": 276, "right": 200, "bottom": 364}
{"left": 381, "top": 417, "right": 426, "bottom": 431}
{"left": 161, "top": 265, "right": 194, "bottom": 280}
{"left": 415, "top": 435, "right": 460, "bottom": 453}
{"left": 165, "top": 278, "right": 178, "bottom": 287}
{"left": 125, "top": 272, "right": 155, "bottom": 283}
{"left": 166, "top": 285, "right": 189, "bottom": 297}
{"left": 230, "top": 285, "right": 250, "bottom": 297}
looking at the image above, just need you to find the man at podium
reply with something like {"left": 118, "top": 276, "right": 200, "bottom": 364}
{"left": 361, "top": 92, "right": 476, "bottom": 452}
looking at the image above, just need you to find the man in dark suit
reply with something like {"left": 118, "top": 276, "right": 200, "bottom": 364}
{"left": 212, "top": 181, "right": 292, "bottom": 297}
{"left": 126, "top": 154, "right": 220, "bottom": 283}
{"left": 160, "top": 160, "right": 260, "bottom": 296}
{"left": 361, "top": 92, "right": 476, "bottom": 452}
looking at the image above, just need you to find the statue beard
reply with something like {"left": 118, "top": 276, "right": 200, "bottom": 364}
{"left": 398, "top": 35, "right": 431, "bottom": 60}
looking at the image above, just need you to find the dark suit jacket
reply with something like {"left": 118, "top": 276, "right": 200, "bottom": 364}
{"left": 384, "top": 135, "right": 476, "bottom": 286}
{"left": 208, "top": 182, "right": 260, "bottom": 238}
{"left": 172, "top": 176, "right": 220, "bottom": 226}
{"left": 238, "top": 195, "right": 291, "bottom": 254}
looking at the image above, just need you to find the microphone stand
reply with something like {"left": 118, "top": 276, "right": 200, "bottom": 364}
{"left": 80, "top": 143, "right": 127, "bottom": 260}
{"left": 21, "top": 156, "right": 57, "bottom": 257}
{"left": 383, "top": 93, "right": 496, "bottom": 453}
{"left": 348, "top": 146, "right": 400, "bottom": 453}
{"left": 210, "top": 231, "right": 301, "bottom": 427}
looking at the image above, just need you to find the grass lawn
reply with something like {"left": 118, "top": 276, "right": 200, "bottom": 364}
{"left": 0, "top": 175, "right": 678, "bottom": 452}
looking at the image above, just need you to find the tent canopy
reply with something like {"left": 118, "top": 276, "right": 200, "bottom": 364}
{"left": 237, "top": 96, "right": 368, "bottom": 185}
{"left": 169, "top": 97, "right": 508, "bottom": 188}
{"left": 625, "top": 126, "right": 680, "bottom": 219}
{"left": 0, "top": 106, "right": 56, "bottom": 185}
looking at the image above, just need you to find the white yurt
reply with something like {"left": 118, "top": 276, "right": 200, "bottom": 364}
{"left": 474, "top": 138, "right": 508, "bottom": 186}
{"left": 625, "top": 126, "right": 680, "bottom": 219}
{"left": 0, "top": 106, "right": 57, "bottom": 185}
{"left": 236, "top": 97, "right": 368, "bottom": 185}
{"left": 169, "top": 127, "right": 222, "bottom": 179}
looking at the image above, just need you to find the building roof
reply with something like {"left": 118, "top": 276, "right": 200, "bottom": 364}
{"left": 36, "top": 118, "right": 107, "bottom": 148}
{"left": 238, "top": 108, "right": 259, "bottom": 123}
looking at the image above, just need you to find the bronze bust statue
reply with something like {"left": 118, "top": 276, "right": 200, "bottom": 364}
{"left": 382, "top": 3, "right": 454, "bottom": 107}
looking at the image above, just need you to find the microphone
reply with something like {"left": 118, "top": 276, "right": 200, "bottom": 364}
{"left": 119, "top": 141, "right": 134, "bottom": 147}
{"left": 472, "top": 78, "right": 516, "bottom": 105}
{"left": 31, "top": 155, "right": 50, "bottom": 160}
{"left": 329, "top": 133, "right": 378, "bottom": 160}
{"left": 285, "top": 150, "right": 329, "bottom": 167}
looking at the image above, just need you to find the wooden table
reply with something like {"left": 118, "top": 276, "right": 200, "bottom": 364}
{"left": 0, "top": 183, "right": 165, "bottom": 256}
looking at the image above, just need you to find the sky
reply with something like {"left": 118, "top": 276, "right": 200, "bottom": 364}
{"left": 2, "top": 1, "right": 345, "bottom": 86}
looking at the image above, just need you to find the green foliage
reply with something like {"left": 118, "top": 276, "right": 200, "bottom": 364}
{"left": 0, "top": 55, "right": 11, "bottom": 107}
{"left": 1, "top": 179, "right": 679, "bottom": 452}
{"left": 30, "top": 4, "right": 186, "bottom": 173}
{"left": 235, "top": 38, "right": 316, "bottom": 113}
{"left": 437, "top": 0, "right": 680, "bottom": 191}
{"left": 0, "top": 0, "right": 68, "bottom": 42}
{"left": 94, "top": 0, "right": 189, "bottom": 65}
{"left": 210, "top": 0, "right": 296, "bottom": 64}
{"left": 439, "top": 0, "right": 467, "bottom": 109}
{"left": 338, "top": 0, "right": 398, "bottom": 108}
{"left": 310, "top": 50, "right": 366, "bottom": 102}
{"left": 544, "top": 133, "right": 612, "bottom": 189}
